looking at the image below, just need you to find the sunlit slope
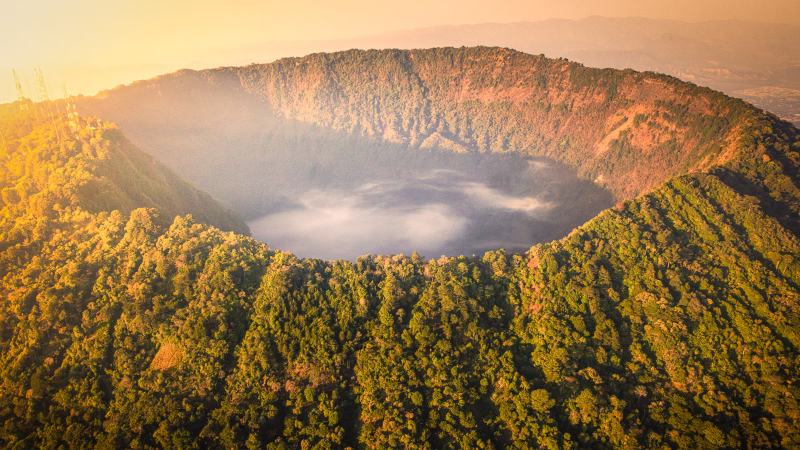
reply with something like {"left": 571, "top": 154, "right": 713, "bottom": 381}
{"left": 0, "top": 101, "right": 248, "bottom": 236}
{"left": 81, "top": 47, "right": 769, "bottom": 201}
{"left": 0, "top": 156, "right": 797, "bottom": 448}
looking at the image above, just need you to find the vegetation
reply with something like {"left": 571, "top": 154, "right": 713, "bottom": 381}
{"left": 0, "top": 101, "right": 248, "bottom": 235}
{"left": 258, "top": 47, "right": 761, "bottom": 200}
{"left": 79, "top": 47, "right": 764, "bottom": 207}
{"left": 1, "top": 47, "right": 800, "bottom": 448}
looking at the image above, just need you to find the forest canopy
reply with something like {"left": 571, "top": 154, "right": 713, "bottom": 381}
{"left": 1, "top": 46, "right": 800, "bottom": 448}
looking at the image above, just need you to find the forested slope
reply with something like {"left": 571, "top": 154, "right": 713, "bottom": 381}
{"left": 80, "top": 47, "right": 765, "bottom": 201}
{"left": 1, "top": 89, "right": 799, "bottom": 448}
{"left": 0, "top": 101, "right": 248, "bottom": 235}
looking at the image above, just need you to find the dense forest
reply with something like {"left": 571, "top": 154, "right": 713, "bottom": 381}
{"left": 1, "top": 47, "right": 800, "bottom": 448}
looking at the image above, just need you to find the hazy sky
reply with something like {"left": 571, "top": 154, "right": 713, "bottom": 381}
{"left": 2, "top": 0, "right": 799, "bottom": 102}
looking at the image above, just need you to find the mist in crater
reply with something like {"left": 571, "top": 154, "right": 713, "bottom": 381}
{"left": 248, "top": 190, "right": 467, "bottom": 259}
{"left": 248, "top": 167, "right": 586, "bottom": 259}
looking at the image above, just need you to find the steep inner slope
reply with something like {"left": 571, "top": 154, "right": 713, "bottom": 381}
{"left": 80, "top": 47, "right": 758, "bottom": 201}
{"left": 230, "top": 47, "right": 759, "bottom": 199}
{"left": 76, "top": 47, "right": 769, "bottom": 257}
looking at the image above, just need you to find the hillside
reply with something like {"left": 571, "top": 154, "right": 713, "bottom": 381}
{"left": 0, "top": 101, "right": 248, "bottom": 235}
{"left": 0, "top": 47, "right": 799, "bottom": 448}
{"left": 81, "top": 47, "right": 764, "bottom": 202}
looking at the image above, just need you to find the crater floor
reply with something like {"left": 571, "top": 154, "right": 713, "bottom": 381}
{"left": 246, "top": 155, "right": 612, "bottom": 259}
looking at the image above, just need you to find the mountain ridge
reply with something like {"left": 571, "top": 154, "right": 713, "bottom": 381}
{"left": 81, "top": 47, "right": 775, "bottom": 201}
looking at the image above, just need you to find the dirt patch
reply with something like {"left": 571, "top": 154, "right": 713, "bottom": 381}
{"left": 150, "top": 342, "right": 183, "bottom": 370}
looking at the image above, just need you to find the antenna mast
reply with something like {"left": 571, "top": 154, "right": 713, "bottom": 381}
{"left": 12, "top": 69, "right": 25, "bottom": 100}
{"left": 32, "top": 68, "right": 63, "bottom": 141}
